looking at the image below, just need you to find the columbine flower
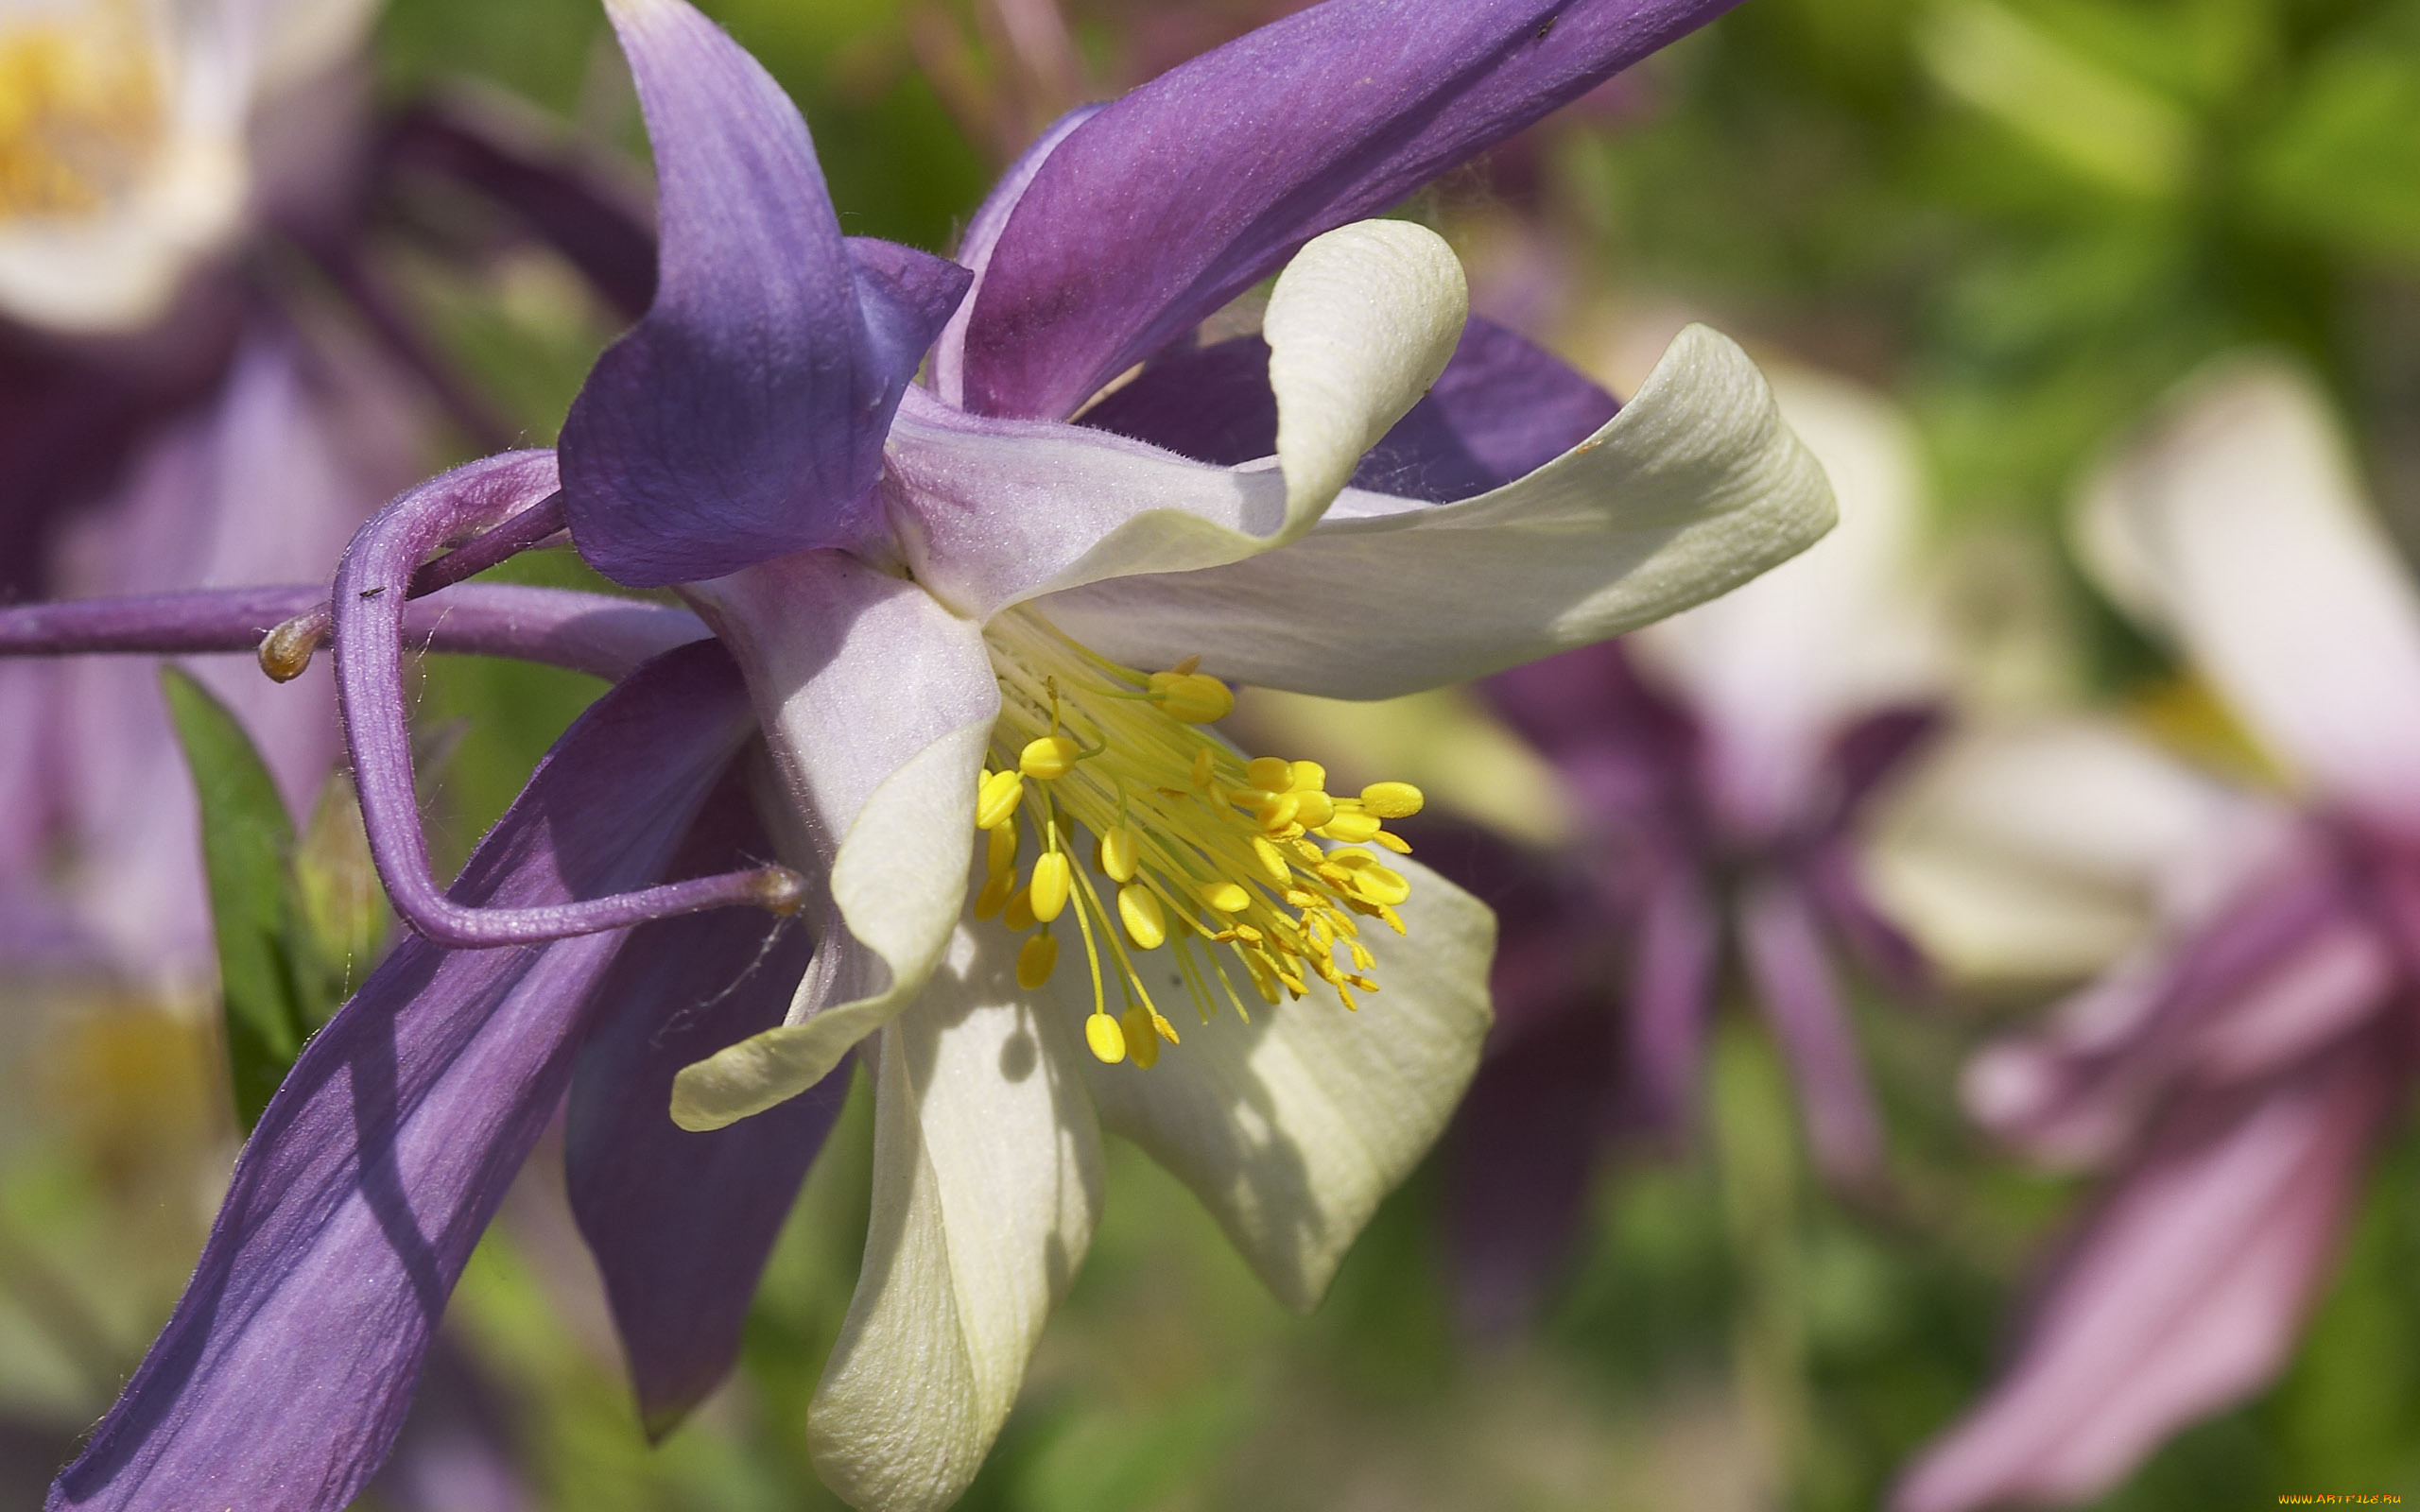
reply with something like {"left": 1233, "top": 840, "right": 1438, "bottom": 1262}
{"left": 1891, "top": 358, "right": 2420, "bottom": 1512}
{"left": 1414, "top": 372, "right": 1945, "bottom": 1332}
{"left": 0, "top": 0, "right": 378, "bottom": 332}
{"left": 17, "top": 2, "right": 1834, "bottom": 1508}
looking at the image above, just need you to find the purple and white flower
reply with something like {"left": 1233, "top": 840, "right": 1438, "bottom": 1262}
{"left": 13, "top": 2, "right": 1838, "bottom": 1506}
{"left": 1893, "top": 358, "right": 2420, "bottom": 1512}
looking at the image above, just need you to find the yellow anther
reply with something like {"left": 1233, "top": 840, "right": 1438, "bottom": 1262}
{"left": 1085, "top": 1012, "right": 1128, "bottom": 1064}
{"left": 1375, "top": 903, "right": 1408, "bottom": 935}
{"left": 1029, "top": 851, "right": 1072, "bottom": 921}
{"left": 1321, "top": 809, "right": 1382, "bottom": 843}
{"left": 1003, "top": 886, "right": 1038, "bottom": 933}
{"left": 1246, "top": 756, "right": 1294, "bottom": 792}
{"left": 1374, "top": 830, "right": 1412, "bottom": 855}
{"left": 1019, "top": 734, "right": 1083, "bottom": 780}
{"left": 1347, "top": 973, "right": 1380, "bottom": 993}
{"left": 1359, "top": 781, "right": 1425, "bottom": 818}
{"left": 1151, "top": 672, "right": 1234, "bottom": 724}
{"left": 1122, "top": 1005, "right": 1160, "bottom": 1069}
{"left": 1117, "top": 884, "right": 1167, "bottom": 950}
{"left": 974, "top": 869, "right": 1015, "bottom": 920}
{"left": 977, "top": 769, "right": 1025, "bottom": 829}
{"left": 1250, "top": 836, "right": 1292, "bottom": 886}
{"left": 1017, "top": 932, "right": 1060, "bottom": 989}
{"left": 1099, "top": 823, "right": 1140, "bottom": 884}
{"left": 973, "top": 609, "right": 1428, "bottom": 1058}
{"left": 1254, "top": 792, "right": 1301, "bottom": 832}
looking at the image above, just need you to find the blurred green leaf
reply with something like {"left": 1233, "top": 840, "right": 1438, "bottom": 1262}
{"left": 161, "top": 668, "right": 311, "bottom": 1131}
{"left": 292, "top": 771, "right": 388, "bottom": 1018}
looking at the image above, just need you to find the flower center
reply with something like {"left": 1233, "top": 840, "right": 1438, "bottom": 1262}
{"left": 976, "top": 609, "right": 1425, "bottom": 1068}
{"left": 0, "top": 3, "right": 164, "bottom": 220}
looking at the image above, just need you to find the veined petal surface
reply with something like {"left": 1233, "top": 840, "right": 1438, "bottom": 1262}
{"left": 1077, "top": 855, "right": 1495, "bottom": 1312}
{"left": 673, "top": 554, "right": 997, "bottom": 1129}
{"left": 1041, "top": 325, "right": 1834, "bottom": 699}
{"left": 565, "top": 766, "right": 845, "bottom": 1436}
{"left": 560, "top": 0, "right": 967, "bottom": 586}
{"left": 47, "top": 643, "right": 755, "bottom": 1512}
{"left": 808, "top": 922, "right": 1103, "bottom": 1512}
{"left": 959, "top": 0, "right": 1742, "bottom": 418}
{"left": 890, "top": 220, "right": 1468, "bottom": 622}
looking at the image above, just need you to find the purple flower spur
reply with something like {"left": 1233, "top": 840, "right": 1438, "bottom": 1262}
{"left": 8, "top": 2, "right": 1838, "bottom": 1507}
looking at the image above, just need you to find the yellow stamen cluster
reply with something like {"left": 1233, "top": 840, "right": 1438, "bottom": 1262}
{"left": 976, "top": 610, "right": 1425, "bottom": 1068}
{"left": 0, "top": 4, "right": 164, "bottom": 218}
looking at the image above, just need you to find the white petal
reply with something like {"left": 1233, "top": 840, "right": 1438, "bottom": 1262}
{"left": 1634, "top": 369, "right": 1944, "bottom": 827}
{"left": 1074, "top": 855, "right": 1494, "bottom": 1311}
{"left": 1263, "top": 219, "right": 1468, "bottom": 528}
{"left": 808, "top": 922, "right": 1104, "bottom": 1512}
{"left": 670, "top": 554, "right": 998, "bottom": 1130}
{"left": 2077, "top": 358, "right": 2420, "bottom": 827}
{"left": 888, "top": 220, "right": 1464, "bottom": 625}
{"left": 1864, "top": 718, "right": 2273, "bottom": 985}
{"left": 883, "top": 389, "right": 1291, "bottom": 621}
{"left": 1037, "top": 324, "right": 1837, "bottom": 699}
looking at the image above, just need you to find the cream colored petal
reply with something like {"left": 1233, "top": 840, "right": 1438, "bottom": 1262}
{"left": 1865, "top": 719, "right": 2269, "bottom": 986}
{"left": 670, "top": 553, "right": 998, "bottom": 1130}
{"left": 890, "top": 219, "right": 1465, "bottom": 623}
{"left": 1634, "top": 369, "right": 1943, "bottom": 825}
{"left": 1263, "top": 218, "right": 1468, "bottom": 531}
{"left": 1043, "top": 324, "right": 1836, "bottom": 699}
{"left": 808, "top": 921, "right": 1104, "bottom": 1512}
{"left": 2077, "top": 357, "right": 2420, "bottom": 829}
{"left": 1075, "top": 855, "right": 1494, "bottom": 1312}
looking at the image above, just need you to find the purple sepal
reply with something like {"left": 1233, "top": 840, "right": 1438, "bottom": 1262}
{"left": 1080, "top": 318, "right": 1617, "bottom": 503}
{"left": 558, "top": 0, "right": 969, "bottom": 587}
{"left": 961, "top": 0, "right": 1741, "bottom": 418}
{"left": 565, "top": 767, "right": 845, "bottom": 1437}
{"left": 46, "top": 641, "right": 755, "bottom": 1512}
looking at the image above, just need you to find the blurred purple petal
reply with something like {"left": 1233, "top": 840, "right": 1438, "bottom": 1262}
{"left": 382, "top": 95, "right": 660, "bottom": 322}
{"left": 559, "top": 0, "right": 966, "bottom": 587}
{"left": 960, "top": 0, "right": 1738, "bottom": 418}
{"left": 1967, "top": 845, "right": 2350, "bottom": 1165}
{"left": 48, "top": 641, "right": 758, "bottom": 1511}
{"left": 1622, "top": 860, "right": 1719, "bottom": 1137}
{"left": 565, "top": 768, "right": 845, "bottom": 1437}
{"left": 1446, "top": 1004, "right": 1616, "bottom": 1340}
{"left": 1740, "top": 873, "right": 1884, "bottom": 1185}
{"left": 1893, "top": 1033, "right": 2406, "bottom": 1512}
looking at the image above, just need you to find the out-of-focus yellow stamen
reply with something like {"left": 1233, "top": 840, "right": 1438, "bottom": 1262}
{"left": 0, "top": 3, "right": 164, "bottom": 219}
{"left": 972, "top": 608, "right": 1426, "bottom": 1069}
